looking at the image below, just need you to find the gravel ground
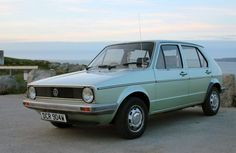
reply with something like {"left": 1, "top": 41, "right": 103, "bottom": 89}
{"left": 0, "top": 94, "right": 236, "bottom": 153}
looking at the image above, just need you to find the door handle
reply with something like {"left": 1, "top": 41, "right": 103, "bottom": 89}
{"left": 180, "top": 71, "right": 187, "bottom": 77}
{"left": 205, "top": 70, "right": 212, "bottom": 75}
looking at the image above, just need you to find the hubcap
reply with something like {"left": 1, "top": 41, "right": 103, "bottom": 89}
{"left": 128, "top": 105, "right": 144, "bottom": 132}
{"left": 210, "top": 91, "right": 219, "bottom": 111}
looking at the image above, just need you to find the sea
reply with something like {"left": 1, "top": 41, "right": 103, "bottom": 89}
{"left": 217, "top": 62, "right": 236, "bottom": 76}
{"left": 0, "top": 41, "right": 235, "bottom": 76}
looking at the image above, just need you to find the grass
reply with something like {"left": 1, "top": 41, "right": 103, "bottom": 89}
{"left": 4, "top": 57, "right": 50, "bottom": 69}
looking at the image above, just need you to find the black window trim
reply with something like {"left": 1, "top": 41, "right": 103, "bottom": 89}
{"left": 160, "top": 49, "right": 166, "bottom": 69}
{"left": 196, "top": 48, "right": 208, "bottom": 68}
{"left": 159, "top": 44, "right": 183, "bottom": 69}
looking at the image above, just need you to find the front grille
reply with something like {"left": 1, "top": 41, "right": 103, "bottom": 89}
{"left": 35, "top": 87, "right": 82, "bottom": 99}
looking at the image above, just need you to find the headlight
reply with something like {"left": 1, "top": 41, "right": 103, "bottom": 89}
{"left": 82, "top": 87, "right": 94, "bottom": 103}
{"left": 28, "top": 86, "right": 36, "bottom": 100}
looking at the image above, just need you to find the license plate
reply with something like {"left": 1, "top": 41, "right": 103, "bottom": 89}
{"left": 40, "top": 112, "right": 67, "bottom": 123}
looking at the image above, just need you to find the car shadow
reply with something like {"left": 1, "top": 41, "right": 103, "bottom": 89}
{"left": 145, "top": 107, "right": 205, "bottom": 135}
{"left": 39, "top": 107, "right": 206, "bottom": 140}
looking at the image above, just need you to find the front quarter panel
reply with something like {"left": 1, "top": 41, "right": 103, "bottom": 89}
{"left": 96, "top": 84, "right": 155, "bottom": 119}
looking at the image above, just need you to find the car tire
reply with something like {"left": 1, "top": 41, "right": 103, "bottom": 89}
{"left": 50, "top": 122, "right": 72, "bottom": 128}
{"left": 202, "top": 87, "right": 220, "bottom": 116}
{"left": 114, "top": 97, "right": 148, "bottom": 139}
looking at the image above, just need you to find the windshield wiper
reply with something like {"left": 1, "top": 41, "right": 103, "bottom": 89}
{"left": 86, "top": 66, "right": 95, "bottom": 70}
{"left": 98, "top": 65, "right": 116, "bottom": 70}
{"left": 122, "top": 62, "right": 140, "bottom": 66}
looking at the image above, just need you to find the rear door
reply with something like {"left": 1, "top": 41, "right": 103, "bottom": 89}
{"left": 180, "top": 45, "right": 211, "bottom": 104}
{"left": 152, "top": 44, "right": 189, "bottom": 112}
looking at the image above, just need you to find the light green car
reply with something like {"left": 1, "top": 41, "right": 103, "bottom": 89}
{"left": 23, "top": 40, "right": 223, "bottom": 139}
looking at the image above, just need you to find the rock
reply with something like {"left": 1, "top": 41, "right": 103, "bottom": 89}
{"left": 0, "top": 75, "right": 17, "bottom": 94}
{"left": 27, "top": 69, "right": 56, "bottom": 83}
{"left": 221, "top": 74, "right": 235, "bottom": 107}
{"left": 49, "top": 62, "right": 86, "bottom": 74}
{"left": 49, "top": 62, "right": 61, "bottom": 69}
{"left": 68, "top": 64, "right": 85, "bottom": 72}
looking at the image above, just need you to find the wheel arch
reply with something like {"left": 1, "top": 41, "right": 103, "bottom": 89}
{"left": 111, "top": 87, "right": 150, "bottom": 124}
{"left": 208, "top": 79, "right": 222, "bottom": 93}
{"left": 204, "top": 81, "right": 222, "bottom": 103}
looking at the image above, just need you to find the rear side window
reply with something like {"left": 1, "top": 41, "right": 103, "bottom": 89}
{"left": 197, "top": 49, "right": 208, "bottom": 68}
{"left": 157, "top": 45, "right": 182, "bottom": 69}
{"left": 182, "top": 46, "right": 208, "bottom": 68}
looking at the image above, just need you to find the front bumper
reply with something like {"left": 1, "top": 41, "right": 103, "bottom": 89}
{"left": 23, "top": 99, "right": 118, "bottom": 115}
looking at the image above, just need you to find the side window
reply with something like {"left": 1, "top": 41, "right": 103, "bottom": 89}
{"left": 197, "top": 49, "right": 208, "bottom": 68}
{"left": 182, "top": 46, "right": 201, "bottom": 68}
{"left": 161, "top": 45, "right": 182, "bottom": 69}
{"left": 182, "top": 46, "right": 208, "bottom": 68}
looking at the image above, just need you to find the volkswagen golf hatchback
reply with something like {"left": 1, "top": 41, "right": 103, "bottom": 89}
{"left": 23, "top": 40, "right": 223, "bottom": 139}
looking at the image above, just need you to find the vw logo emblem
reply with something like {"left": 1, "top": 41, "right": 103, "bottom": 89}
{"left": 52, "top": 88, "right": 59, "bottom": 97}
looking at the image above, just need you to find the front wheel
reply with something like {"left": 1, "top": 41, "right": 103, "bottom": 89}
{"left": 114, "top": 97, "right": 148, "bottom": 139}
{"left": 202, "top": 87, "right": 220, "bottom": 116}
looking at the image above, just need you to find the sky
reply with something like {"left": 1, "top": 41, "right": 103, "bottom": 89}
{"left": 0, "top": 0, "right": 236, "bottom": 42}
{"left": 0, "top": 0, "right": 235, "bottom": 61}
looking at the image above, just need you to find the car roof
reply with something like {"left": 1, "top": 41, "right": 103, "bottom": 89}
{"left": 156, "top": 40, "right": 204, "bottom": 48}
{"left": 107, "top": 40, "right": 204, "bottom": 48}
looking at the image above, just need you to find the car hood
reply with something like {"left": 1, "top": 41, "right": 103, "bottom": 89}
{"left": 29, "top": 68, "right": 155, "bottom": 89}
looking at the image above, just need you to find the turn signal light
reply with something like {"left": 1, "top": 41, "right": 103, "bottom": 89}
{"left": 80, "top": 107, "right": 91, "bottom": 112}
{"left": 23, "top": 101, "right": 29, "bottom": 107}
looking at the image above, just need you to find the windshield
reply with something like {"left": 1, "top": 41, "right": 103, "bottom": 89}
{"left": 88, "top": 42, "right": 154, "bottom": 69}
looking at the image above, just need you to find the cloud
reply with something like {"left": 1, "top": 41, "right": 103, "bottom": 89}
{"left": 0, "top": 1, "right": 16, "bottom": 15}
{"left": 0, "top": 0, "right": 235, "bottom": 41}
{"left": 180, "top": 6, "right": 236, "bottom": 16}
{"left": 1, "top": 17, "right": 235, "bottom": 42}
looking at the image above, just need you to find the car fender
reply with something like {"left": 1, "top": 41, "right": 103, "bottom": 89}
{"left": 112, "top": 85, "right": 150, "bottom": 116}
{"left": 204, "top": 78, "right": 222, "bottom": 103}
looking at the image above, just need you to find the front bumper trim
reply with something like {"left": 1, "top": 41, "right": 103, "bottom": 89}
{"left": 23, "top": 99, "right": 117, "bottom": 115}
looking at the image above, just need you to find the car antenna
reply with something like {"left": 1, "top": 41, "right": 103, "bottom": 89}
{"left": 138, "top": 13, "right": 143, "bottom": 51}
{"left": 138, "top": 13, "right": 144, "bottom": 66}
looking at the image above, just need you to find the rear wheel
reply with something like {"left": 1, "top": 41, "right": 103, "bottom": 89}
{"left": 114, "top": 97, "right": 148, "bottom": 139}
{"left": 50, "top": 122, "right": 72, "bottom": 128}
{"left": 202, "top": 87, "right": 220, "bottom": 116}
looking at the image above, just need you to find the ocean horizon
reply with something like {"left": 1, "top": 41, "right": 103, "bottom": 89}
{"left": 0, "top": 40, "right": 236, "bottom": 63}
{"left": 1, "top": 40, "right": 236, "bottom": 75}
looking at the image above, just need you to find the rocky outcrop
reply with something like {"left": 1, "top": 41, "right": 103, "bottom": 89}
{"left": 0, "top": 75, "right": 17, "bottom": 94}
{"left": 0, "top": 75, "right": 26, "bottom": 94}
{"left": 27, "top": 69, "right": 56, "bottom": 83}
{"left": 221, "top": 74, "right": 235, "bottom": 107}
{"left": 49, "top": 62, "right": 86, "bottom": 74}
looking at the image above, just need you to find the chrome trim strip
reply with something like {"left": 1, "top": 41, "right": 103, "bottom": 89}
{"left": 31, "top": 85, "right": 86, "bottom": 88}
{"left": 97, "top": 81, "right": 155, "bottom": 90}
{"left": 156, "top": 78, "right": 189, "bottom": 83}
{"left": 190, "top": 76, "right": 211, "bottom": 80}
{"left": 156, "top": 75, "right": 212, "bottom": 83}
{"left": 23, "top": 99, "right": 117, "bottom": 115}
{"left": 153, "top": 92, "right": 204, "bottom": 102}
{"left": 212, "top": 75, "right": 222, "bottom": 77}
{"left": 36, "top": 96, "right": 83, "bottom": 102}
